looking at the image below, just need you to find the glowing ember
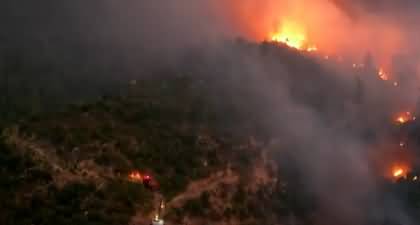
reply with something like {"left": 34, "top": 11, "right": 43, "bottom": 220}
{"left": 129, "top": 170, "right": 144, "bottom": 182}
{"left": 270, "top": 21, "right": 316, "bottom": 52}
{"left": 393, "top": 168, "right": 404, "bottom": 178}
{"left": 271, "top": 28, "right": 305, "bottom": 49}
{"left": 391, "top": 164, "right": 410, "bottom": 179}
{"left": 396, "top": 116, "right": 408, "bottom": 124}
{"left": 395, "top": 112, "right": 413, "bottom": 125}
{"left": 399, "top": 142, "right": 405, "bottom": 147}
{"left": 306, "top": 45, "right": 318, "bottom": 52}
{"left": 378, "top": 68, "right": 389, "bottom": 81}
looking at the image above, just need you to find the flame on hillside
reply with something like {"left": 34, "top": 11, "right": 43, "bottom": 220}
{"left": 129, "top": 170, "right": 144, "bottom": 182}
{"left": 270, "top": 21, "right": 317, "bottom": 52}
{"left": 378, "top": 68, "right": 389, "bottom": 81}
{"left": 391, "top": 164, "right": 410, "bottom": 180}
{"left": 394, "top": 111, "right": 415, "bottom": 125}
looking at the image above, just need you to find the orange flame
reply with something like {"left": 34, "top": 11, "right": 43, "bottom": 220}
{"left": 393, "top": 168, "right": 404, "bottom": 177}
{"left": 306, "top": 45, "right": 318, "bottom": 52}
{"left": 129, "top": 170, "right": 144, "bottom": 182}
{"left": 378, "top": 68, "right": 389, "bottom": 81}
{"left": 396, "top": 116, "right": 408, "bottom": 124}
{"left": 270, "top": 20, "right": 317, "bottom": 52}
{"left": 394, "top": 111, "right": 414, "bottom": 125}
{"left": 391, "top": 165, "right": 410, "bottom": 180}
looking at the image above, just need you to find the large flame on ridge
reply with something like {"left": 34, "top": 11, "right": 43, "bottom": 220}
{"left": 226, "top": 0, "right": 405, "bottom": 72}
{"left": 270, "top": 21, "right": 317, "bottom": 52}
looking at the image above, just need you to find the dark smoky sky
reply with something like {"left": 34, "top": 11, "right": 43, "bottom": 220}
{"left": 329, "top": 0, "right": 420, "bottom": 60}
{"left": 1, "top": 0, "right": 418, "bottom": 41}
{"left": 2, "top": 0, "right": 419, "bottom": 61}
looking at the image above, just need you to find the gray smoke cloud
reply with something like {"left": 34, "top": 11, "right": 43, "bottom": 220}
{"left": 330, "top": 0, "right": 420, "bottom": 62}
{"left": 210, "top": 42, "right": 414, "bottom": 225}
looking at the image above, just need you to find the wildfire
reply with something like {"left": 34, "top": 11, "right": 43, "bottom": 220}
{"left": 390, "top": 163, "right": 410, "bottom": 180}
{"left": 393, "top": 168, "right": 404, "bottom": 177}
{"left": 270, "top": 21, "right": 317, "bottom": 52}
{"left": 128, "top": 170, "right": 159, "bottom": 190}
{"left": 129, "top": 170, "right": 144, "bottom": 182}
{"left": 378, "top": 68, "right": 389, "bottom": 81}
{"left": 129, "top": 170, "right": 153, "bottom": 182}
{"left": 394, "top": 111, "right": 415, "bottom": 125}
{"left": 306, "top": 45, "right": 318, "bottom": 52}
{"left": 396, "top": 116, "right": 408, "bottom": 124}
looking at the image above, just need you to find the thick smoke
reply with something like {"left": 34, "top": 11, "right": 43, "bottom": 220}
{"left": 101, "top": 1, "right": 420, "bottom": 224}
{"left": 331, "top": 0, "right": 420, "bottom": 18}
{"left": 206, "top": 41, "right": 413, "bottom": 225}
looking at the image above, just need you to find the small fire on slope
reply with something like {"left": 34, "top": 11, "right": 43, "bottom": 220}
{"left": 129, "top": 170, "right": 144, "bottom": 182}
{"left": 390, "top": 163, "right": 411, "bottom": 181}
{"left": 394, "top": 111, "right": 415, "bottom": 125}
{"left": 128, "top": 170, "right": 160, "bottom": 191}
{"left": 371, "top": 141, "right": 414, "bottom": 182}
{"left": 393, "top": 167, "right": 405, "bottom": 178}
{"left": 378, "top": 68, "right": 389, "bottom": 81}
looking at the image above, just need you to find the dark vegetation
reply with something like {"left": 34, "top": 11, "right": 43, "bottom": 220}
{"left": 0, "top": 136, "right": 152, "bottom": 225}
{"left": 16, "top": 77, "right": 248, "bottom": 198}
{"left": 0, "top": 58, "right": 265, "bottom": 225}
{"left": 2, "top": 36, "right": 420, "bottom": 225}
